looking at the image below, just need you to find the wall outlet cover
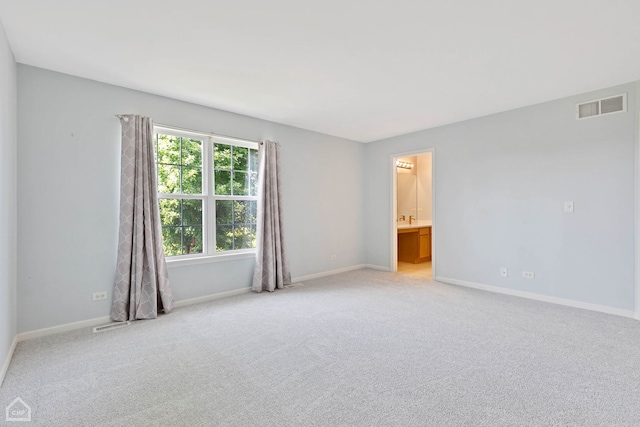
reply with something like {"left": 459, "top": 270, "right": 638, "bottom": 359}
{"left": 92, "top": 292, "right": 108, "bottom": 301}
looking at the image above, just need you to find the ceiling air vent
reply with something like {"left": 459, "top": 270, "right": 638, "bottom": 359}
{"left": 576, "top": 94, "right": 626, "bottom": 120}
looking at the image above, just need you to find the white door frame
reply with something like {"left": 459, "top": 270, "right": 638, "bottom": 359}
{"left": 390, "top": 148, "right": 436, "bottom": 276}
{"left": 636, "top": 111, "right": 640, "bottom": 320}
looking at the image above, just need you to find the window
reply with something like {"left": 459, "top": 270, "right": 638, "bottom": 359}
{"left": 154, "top": 126, "right": 259, "bottom": 260}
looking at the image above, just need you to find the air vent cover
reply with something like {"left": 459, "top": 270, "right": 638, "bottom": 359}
{"left": 600, "top": 96, "right": 624, "bottom": 114}
{"left": 93, "top": 321, "right": 130, "bottom": 333}
{"left": 576, "top": 94, "right": 626, "bottom": 120}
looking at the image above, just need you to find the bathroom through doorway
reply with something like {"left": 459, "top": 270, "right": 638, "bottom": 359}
{"left": 391, "top": 150, "right": 434, "bottom": 279}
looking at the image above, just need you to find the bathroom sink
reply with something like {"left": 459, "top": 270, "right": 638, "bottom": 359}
{"left": 397, "top": 220, "right": 432, "bottom": 230}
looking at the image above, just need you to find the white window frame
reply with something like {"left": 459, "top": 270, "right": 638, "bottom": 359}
{"left": 154, "top": 125, "right": 259, "bottom": 267}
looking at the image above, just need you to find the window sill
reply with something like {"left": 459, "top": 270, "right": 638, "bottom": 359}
{"left": 165, "top": 251, "right": 256, "bottom": 268}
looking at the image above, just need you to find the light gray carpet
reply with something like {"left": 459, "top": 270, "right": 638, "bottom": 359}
{"left": 1, "top": 269, "right": 640, "bottom": 426}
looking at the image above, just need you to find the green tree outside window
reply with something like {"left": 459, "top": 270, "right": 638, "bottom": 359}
{"left": 155, "top": 130, "right": 259, "bottom": 258}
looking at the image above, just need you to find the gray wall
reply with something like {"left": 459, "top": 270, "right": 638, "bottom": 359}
{"left": 364, "top": 82, "right": 638, "bottom": 311}
{"left": 17, "top": 65, "right": 365, "bottom": 333}
{"left": 0, "top": 22, "right": 17, "bottom": 370}
{"left": 14, "top": 64, "right": 639, "bottom": 333}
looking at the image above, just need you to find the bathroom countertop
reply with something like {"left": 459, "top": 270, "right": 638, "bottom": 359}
{"left": 397, "top": 220, "right": 432, "bottom": 230}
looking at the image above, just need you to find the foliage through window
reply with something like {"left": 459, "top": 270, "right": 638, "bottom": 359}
{"left": 155, "top": 128, "right": 258, "bottom": 258}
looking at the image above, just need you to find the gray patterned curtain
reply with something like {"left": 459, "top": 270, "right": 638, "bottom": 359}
{"left": 111, "top": 115, "right": 174, "bottom": 321}
{"left": 252, "top": 140, "right": 292, "bottom": 292}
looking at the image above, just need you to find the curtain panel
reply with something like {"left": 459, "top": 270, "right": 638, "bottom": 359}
{"left": 252, "top": 140, "right": 292, "bottom": 292}
{"left": 111, "top": 115, "right": 175, "bottom": 321}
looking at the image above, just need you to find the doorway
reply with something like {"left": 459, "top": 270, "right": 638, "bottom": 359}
{"left": 391, "top": 149, "right": 435, "bottom": 279}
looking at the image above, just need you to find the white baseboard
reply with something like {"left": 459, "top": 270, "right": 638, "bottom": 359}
{"left": 292, "top": 264, "right": 369, "bottom": 282}
{"left": 15, "top": 264, "right": 381, "bottom": 343}
{"left": 436, "top": 276, "right": 637, "bottom": 319}
{"left": 173, "top": 287, "right": 251, "bottom": 308}
{"left": 16, "top": 287, "right": 253, "bottom": 343}
{"left": 0, "top": 335, "right": 18, "bottom": 387}
{"left": 16, "top": 263, "right": 378, "bottom": 343}
{"left": 17, "top": 316, "right": 112, "bottom": 342}
{"left": 363, "top": 264, "right": 391, "bottom": 271}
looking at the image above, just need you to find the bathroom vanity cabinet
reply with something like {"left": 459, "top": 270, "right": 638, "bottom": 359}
{"left": 398, "top": 226, "right": 431, "bottom": 264}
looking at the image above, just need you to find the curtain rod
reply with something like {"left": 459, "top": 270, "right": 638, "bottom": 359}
{"left": 115, "top": 115, "right": 260, "bottom": 144}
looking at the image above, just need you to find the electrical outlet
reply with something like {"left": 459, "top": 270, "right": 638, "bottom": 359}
{"left": 92, "top": 292, "right": 108, "bottom": 301}
{"left": 330, "top": 255, "right": 337, "bottom": 260}
{"left": 522, "top": 271, "right": 535, "bottom": 279}
{"left": 500, "top": 267, "right": 508, "bottom": 277}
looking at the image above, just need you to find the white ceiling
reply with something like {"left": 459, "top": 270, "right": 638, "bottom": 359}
{"left": 1, "top": 1, "right": 640, "bottom": 142}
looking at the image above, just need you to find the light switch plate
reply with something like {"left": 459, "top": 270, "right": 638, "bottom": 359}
{"left": 564, "top": 201, "right": 574, "bottom": 213}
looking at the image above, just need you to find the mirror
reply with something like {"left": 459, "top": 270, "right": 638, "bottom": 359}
{"left": 397, "top": 174, "right": 417, "bottom": 220}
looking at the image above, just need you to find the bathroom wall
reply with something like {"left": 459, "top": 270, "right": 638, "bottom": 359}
{"left": 416, "top": 153, "right": 432, "bottom": 220}
{"left": 397, "top": 154, "right": 432, "bottom": 222}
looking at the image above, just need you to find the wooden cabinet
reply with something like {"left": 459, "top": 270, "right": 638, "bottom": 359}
{"left": 398, "top": 226, "right": 431, "bottom": 264}
{"left": 419, "top": 227, "right": 431, "bottom": 260}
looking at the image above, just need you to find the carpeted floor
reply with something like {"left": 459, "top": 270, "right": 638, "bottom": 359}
{"left": 1, "top": 268, "right": 640, "bottom": 426}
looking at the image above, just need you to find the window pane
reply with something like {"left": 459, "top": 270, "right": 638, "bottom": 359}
{"left": 216, "top": 200, "right": 232, "bottom": 224}
{"left": 234, "top": 225, "right": 253, "bottom": 249}
{"left": 156, "top": 134, "right": 202, "bottom": 196}
{"left": 216, "top": 225, "right": 234, "bottom": 251}
{"left": 157, "top": 164, "right": 180, "bottom": 194}
{"left": 160, "top": 198, "right": 204, "bottom": 257}
{"left": 249, "top": 172, "right": 258, "bottom": 196}
{"left": 215, "top": 199, "right": 257, "bottom": 252}
{"left": 182, "top": 226, "right": 203, "bottom": 254}
{"left": 182, "top": 167, "right": 202, "bottom": 194}
{"left": 181, "top": 138, "right": 202, "bottom": 167}
{"left": 162, "top": 227, "right": 182, "bottom": 257}
{"left": 249, "top": 200, "right": 257, "bottom": 223}
{"left": 182, "top": 199, "right": 202, "bottom": 226}
{"left": 215, "top": 170, "right": 231, "bottom": 195}
{"left": 234, "top": 200, "right": 251, "bottom": 224}
{"left": 249, "top": 149, "right": 258, "bottom": 172}
{"left": 159, "top": 199, "right": 181, "bottom": 226}
{"left": 214, "top": 143, "right": 231, "bottom": 169}
{"left": 157, "top": 134, "right": 180, "bottom": 164}
{"left": 233, "top": 146, "right": 249, "bottom": 171}
{"left": 232, "top": 171, "right": 249, "bottom": 195}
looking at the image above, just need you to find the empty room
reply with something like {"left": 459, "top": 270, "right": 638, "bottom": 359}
{"left": 1, "top": 1, "right": 640, "bottom": 426}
